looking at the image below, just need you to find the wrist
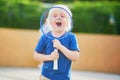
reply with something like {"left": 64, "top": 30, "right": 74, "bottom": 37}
{"left": 59, "top": 44, "right": 64, "bottom": 50}
{"left": 46, "top": 55, "right": 53, "bottom": 61}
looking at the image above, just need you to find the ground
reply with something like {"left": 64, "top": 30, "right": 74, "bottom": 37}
{"left": 0, "top": 67, "right": 120, "bottom": 80}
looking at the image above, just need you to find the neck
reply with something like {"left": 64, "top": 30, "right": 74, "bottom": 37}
{"left": 52, "top": 30, "right": 66, "bottom": 38}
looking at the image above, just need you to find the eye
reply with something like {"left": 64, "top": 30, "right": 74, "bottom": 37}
{"left": 61, "top": 15, "right": 65, "bottom": 18}
{"left": 53, "top": 14, "right": 57, "bottom": 17}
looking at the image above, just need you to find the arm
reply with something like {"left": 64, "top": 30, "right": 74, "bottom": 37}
{"left": 33, "top": 50, "right": 59, "bottom": 62}
{"left": 34, "top": 36, "right": 59, "bottom": 62}
{"left": 53, "top": 39, "right": 79, "bottom": 62}
{"left": 59, "top": 45, "right": 79, "bottom": 62}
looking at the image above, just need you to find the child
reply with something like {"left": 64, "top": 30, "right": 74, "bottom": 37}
{"left": 34, "top": 4, "right": 80, "bottom": 80}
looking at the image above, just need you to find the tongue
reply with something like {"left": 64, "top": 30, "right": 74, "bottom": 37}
{"left": 56, "top": 23, "right": 61, "bottom": 27}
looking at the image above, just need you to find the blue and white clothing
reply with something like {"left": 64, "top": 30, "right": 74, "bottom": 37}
{"left": 35, "top": 32, "right": 80, "bottom": 80}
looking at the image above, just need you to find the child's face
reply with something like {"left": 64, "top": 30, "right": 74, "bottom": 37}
{"left": 49, "top": 8, "right": 69, "bottom": 32}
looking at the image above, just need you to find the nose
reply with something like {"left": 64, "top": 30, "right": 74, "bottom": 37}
{"left": 56, "top": 16, "right": 61, "bottom": 20}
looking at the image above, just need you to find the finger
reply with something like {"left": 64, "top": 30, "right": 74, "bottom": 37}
{"left": 53, "top": 51, "right": 58, "bottom": 55}
{"left": 52, "top": 39, "right": 58, "bottom": 43}
{"left": 52, "top": 40, "right": 56, "bottom": 43}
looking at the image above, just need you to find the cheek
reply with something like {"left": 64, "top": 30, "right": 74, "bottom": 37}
{"left": 63, "top": 20, "right": 68, "bottom": 26}
{"left": 50, "top": 20, "right": 56, "bottom": 26}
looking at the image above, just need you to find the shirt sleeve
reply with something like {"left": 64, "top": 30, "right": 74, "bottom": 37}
{"left": 34, "top": 36, "right": 46, "bottom": 53}
{"left": 69, "top": 34, "right": 80, "bottom": 52}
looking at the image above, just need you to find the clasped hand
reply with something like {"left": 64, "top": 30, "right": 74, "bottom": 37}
{"left": 52, "top": 39, "right": 62, "bottom": 50}
{"left": 49, "top": 39, "right": 62, "bottom": 60}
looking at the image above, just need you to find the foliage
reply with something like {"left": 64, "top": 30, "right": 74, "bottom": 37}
{"left": 71, "top": 1, "right": 120, "bottom": 34}
{"left": 0, "top": 0, "right": 45, "bottom": 29}
{"left": 0, "top": 0, "right": 120, "bottom": 34}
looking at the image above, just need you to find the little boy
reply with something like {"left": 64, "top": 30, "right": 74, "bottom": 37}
{"left": 34, "top": 4, "right": 80, "bottom": 80}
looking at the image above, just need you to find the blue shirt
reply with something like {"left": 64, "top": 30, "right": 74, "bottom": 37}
{"left": 35, "top": 32, "right": 79, "bottom": 80}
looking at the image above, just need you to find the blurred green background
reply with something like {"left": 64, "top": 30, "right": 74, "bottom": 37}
{"left": 0, "top": 0, "right": 120, "bottom": 34}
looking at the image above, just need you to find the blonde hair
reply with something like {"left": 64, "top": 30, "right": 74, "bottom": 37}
{"left": 49, "top": 4, "right": 72, "bottom": 17}
{"left": 47, "top": 4, "right": 72, "bottom": 31}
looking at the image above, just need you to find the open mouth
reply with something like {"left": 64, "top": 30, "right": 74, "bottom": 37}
{"left": 56, "top": 22, "right": 62, "bottom": 27}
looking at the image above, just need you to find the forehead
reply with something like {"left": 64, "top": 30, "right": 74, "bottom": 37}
{"left": 50, "top": 8, "right": 68, "bottom": 15}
